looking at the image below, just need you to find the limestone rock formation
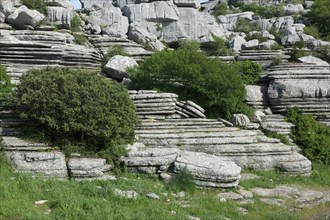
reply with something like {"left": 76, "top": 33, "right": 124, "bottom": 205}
{"left": 67, "top": 158, "right": 110, "bottom": 179}
{"left": 174, "top": 151, "right": 241, "bottom": 188}
{"left": 267, "top": 63, "right": 330, "bottom": 125}
{"left": 103, "top": 55, "right": 138, "bottom": 81}
{"left": 45, "top": 0, "right": 75, "bottom": 28}
{"left": 6, "top": 5, "right": 45, "bottom": 29}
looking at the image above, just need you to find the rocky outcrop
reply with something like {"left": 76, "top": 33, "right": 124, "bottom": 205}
{"left": 103, "top": 55, "right": 138, "bottom": 81}
{"left": 67, "top": 158, "right": 111, "bottom": 179}
{"left": 135, "top": 119, "right": 311, "bottom": 176}
{"left": 0, "top": 104, "right": 22, "bottom": 136}
{"left": 130, "top": 90, "right": 206, "bottom": 119}
{"left": 6, "top": 5, "right": 45, "bottom": 29}
{"left": 174, "top": 151, "right": 241, "bottom": 188}
{"left": 267, "top": 63, "right": 330, "bottom": 126}
{"left": 45, "top": 0, "right": 75, "bottom": 28}
{"left": 0, "top": 30, "right": 101, "bottom": 84}
{"left": 245, "top": 85, "right": 269, "bottom": 110}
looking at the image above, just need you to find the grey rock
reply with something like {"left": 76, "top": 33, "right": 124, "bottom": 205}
{"left": 67, "top": 158, "right": 106, "bottom": 178}
{"left": 281, "top": 34, "right": 301, "bottom": 46}
{"left": 160, "top": 173, "right": 172, "bottom": 182}
{"left": 217, "top": 191, "right": 243, "bottom": 201}
{"left": 0, "top": 0, "right": 14, "bottom": 23}
{"left": 242, "top": 39, "right": 259, "bottom": 49}
{"left": 114, "top": 189, "right": 138, "bottom": 199}
{"left": 238, "top": 207, "right": 249, "bottom": 214}
{"left": 284, "top": 4, "right": 304, "bottom": 15}
{"left": 103, "top": 55, "right": 138, "bottom": 81}
{"left": 229, "top": 36, "right": 246, "bottom": 51}
{"left": 6, "top": 5, "right": 45, "bottom": 29}
{"left": 186, "top": 215, "right": 201, "bottom": 220}
{"left": 91, "top": 23, "right": 101, "bottom": 34}
{"left": 264, "top": 107, "right": 273, "bottom": 115}
{"left": 0, "top": 136, "right": 50, "bottom": 151}
{"left": 146, "top": 192, "right": 160, "bottom": 200}
{"left": 258, "top": 40, "right": 277, "bottom": 50}
{"left": 6, "top": 151, "right": 68, "bottom": 178}
{"left": 238, "top": 189, "right": 253, "bottom": 199}
{"left": 298, "top": 56, "right": 329, "bottom": 66}
{"left": 251, "top": 185, "right": 301, "bottom": 199}
{"left": 251, "top": 110, "right": 266, "bottom": 123}
{"left": 303, "top": 1, "right": 314, "bottom": 8}
{"left": 232, "top": 114, "right": 250, "bottom": 127}
{"left": 174, "top": 0, "right": 200, "bottom": 8}
{"left": 260, "top": 198, "right": 285, "bottom": 206}
{"left": 46, "top": 0, "right": 74, "bottom": 28}
{"left": 174, "top": 151, "right": 241, "bottom": 188}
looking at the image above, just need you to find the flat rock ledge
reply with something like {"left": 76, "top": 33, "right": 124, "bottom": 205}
{"left": 174, "top": 151, "right": 241, "bottom": 188}
{"left": 67, "top": 158, "right": 110, "bottom": 179}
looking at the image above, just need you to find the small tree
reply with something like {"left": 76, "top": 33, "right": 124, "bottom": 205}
{"left": 14, "top": 67, "right": 139, "bottom": 165}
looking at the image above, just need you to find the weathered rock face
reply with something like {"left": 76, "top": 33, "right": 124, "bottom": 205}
{"left": 87, "top": 3, "right": 129, "bottom": 37}
{"left": 135, "top": 118, "right": 311, "bottom": 176}
{"left": 67, "top": 158, "right": 108, "bottom": 179}
{"left": 103, "top": 55, "right": 138, "bottom": 81}
{"left": 0, "top": 30, "right": 101, "bottom": 84}
{"left": 6, "top": 5, "right": 45, "bottom": 29}
{"left": 267, "top": 64, "right": 330, "bottom": 125}
{"left": 0, "top": 0, "right": 15, "bottom": 23}
{"left": 130, "top": 90, "right": 206, "bottom": 119}
{"left": 245, "top": 85, "right": 269, "bottom": 110}
{"left": 45, "top": 0, "right": 75, "bottom": 28}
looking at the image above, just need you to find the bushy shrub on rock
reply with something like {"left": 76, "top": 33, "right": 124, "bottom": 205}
{"left": 129, "top": 41, "right": 252, "bottom": 119}
{"left": 286, "top": 108, "right": 330, "bottom": 165}
{"left": 13, "top": 67, "right": 139, "bottom": 165}
{"left": 20, "top": 0, "right": 47, "bottom": 15}
{"left": 0, "top": 65, "right": 12, "bottom": 103}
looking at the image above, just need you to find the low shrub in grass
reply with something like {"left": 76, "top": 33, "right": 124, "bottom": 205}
{"left": 286, "top": 107, "right": 330, "bottom": 165}
{"left": 167, "top": 167, "right": 196, "bottom": 193}
{"left": 13, "top": 67, "right": 139, "bottom": 166}
{"left": 0, "top": 65, "right": 13, "bottom": 104}
{"left": 129, "top": 40, "right": 252, "bottom": 119}
{"left": 20, "top": 0, "right": 47, "bottom": 14}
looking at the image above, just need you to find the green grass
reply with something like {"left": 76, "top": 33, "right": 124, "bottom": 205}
{"left": 0, "top": 152, "right": 329, "bottom": 220}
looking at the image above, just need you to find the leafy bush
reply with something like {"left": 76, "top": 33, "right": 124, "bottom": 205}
{"left": 309, "top": 0, "right": 330, "bottom": 40}
{"left": 167, "top": 167, "right": 195, "bottom": 193}
{"left": 0, "top": 65, "right": 13, "bottom": 103}
{"left": 259, "top": 5, "right": 285, "bottom": 19}
{"left": 129, "top": 41, "right": 251, "bottom": 119}
{"left": 235, "top": 60, "right": 262, "bottom": 85}
{"left": 207, "top": 34, "right": 233, "bottom": 56}
{"left": 289, "top": 41, "right": 309, "bottom": 61}
{"left": 313, "top": 45, "right": 330, "bottom": 63}
{"left": 213, "top": 3, "right": 229, "bottom": 16}
{"left": 262, "top": 129, "right": 291, "bottom": 145}
{"left": 286, "top": 108, "right": 330, "bottom": 165}
{"left": 73, "top": 33, "right": 87, "bottom": 45}
{"left": 70, "top": 15, "right": 82, "bottom": 32}
{"left": 13, "top": 67, "right": 139, "bottom": 165}
{"left": 235, "top": 18, "right": 259, "bottom": 34}
{"left": 20, "top": 0, "right": 47, "bottom": 14}
{"left": 245, "top": 33, "right": 268, "bottom": 43}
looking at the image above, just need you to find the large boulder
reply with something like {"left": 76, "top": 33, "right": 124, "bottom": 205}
{"left": 284, "top": 4, "right": 304, "bottom": 15}
{"left": 67, "top": 158, "right": 108, "bottom": 179}
{"left": 103, "top": 55, "right": 138, "bottom": 81}
{"left": 298, "top": 56, "right": 330, "bottom": 66}
{"left": 6, "top": 5, "right": 45, "bottom": 29}
{"left": 0, "top": 0, "right": 15, "bottom": 23}
{"left": 45, "top": 0, "right": 75, "bottom": 28}
{"left": 87, "top": 3, "right": 129, "bottom": 37}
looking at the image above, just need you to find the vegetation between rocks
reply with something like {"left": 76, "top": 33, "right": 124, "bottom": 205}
{"left": 128, "top": 41, "right": 259, "bottom": 119}
{"left": 0, "top": 65, "right": 13, "bottom": 104}
{"left": 286, "top": 108, "right": 330, "bottom": 165}
{"left": 20, "top": 0, "right": 48, "bottom": 15}
{"left": 12, "top": 67, "right": 139, "bottom": 166}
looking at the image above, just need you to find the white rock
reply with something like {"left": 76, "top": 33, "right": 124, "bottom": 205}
{"left": 6, "top": 5, "right": 45, "bottom": 29}
{"left": 103, "top": 55, "right": 138, "bottom": 81}
{"left": 229, "top": 36, "right": 246, "bottom": 51}
{"left": 114, "top": 189, "right": 138, "bottom": 199}
{"left": 298, "top": 56, "right": 330, "bottom": 66}
{"left": 284, "top": 4, "right": 304, "bottom": 15}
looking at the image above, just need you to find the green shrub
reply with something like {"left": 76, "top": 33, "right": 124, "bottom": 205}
{"left": 235, "top": 18, "right": 259, "bottom": 34}
{"left": 313, "top": 45, "right": 330, "bottom": 63}
{"left": 20, "top": 0, "right": 47, "bottom": 14}
{"left": 73, "top": 33, "right": 87, "bottom": 45}
{"left": 245, "top": 33, "right": 268, "bottom": 43}
{"left": 286, "top": 108, "right": 330, "bottom": 165}
{"left": 129, "top": 41, "right": 251, "bottom": 119}
{"left": 13, "top": 67, "right": 139, "bottom": 165}
{"left": 235, "top": 60, "right": 262, "bottom": 85}
{"left": 241, "top": 3, "right": 261, "bottom": 15}
{"left": 309, "top": 0, "right": 330, "bottom": 40}
{"left": 289, "top": 41, "right": 308, "bottom": 61}
{"left": 102, "top": 45, "right": 129, "bottom": 67}
{"left": 262, "top": 129, "right": 291, "bottom": 145}
{"left": 259, "top": 5, "right": 285, "bottom": 19}
{"left": 70, "top": 15, "right": 82, "bottom": 32}
{"left": 0, "top": 65, "right": 13, "bottom": 104}
{"left": 207, "top": 34, "right": 233, "bottom": 56}
{"left": 167, "top": 167, "right": 195, "bottom": 193}
{"left": 213, "top": 3, "right": 229, "bottom": 16}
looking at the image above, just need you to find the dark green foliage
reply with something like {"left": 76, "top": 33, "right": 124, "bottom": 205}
{"left": 102, "top": 45, "right": 130, "bottom": 67}
{"left": 0, "top": 65, "right": 13, "bottom": 103}
{"left": 304, "top": 25, "right": 320, "bottom": 39}
{"left": 129, "top": 42, "right": 251, "bottom": 119}
{"left": 286, "top": 108, "right": 330, "bottom": 165}
{"left": 167, "top": 167, "right": 196, "bottom": 193}
{"left": 235, "top": 60, "right": 262, "bottom": 85}
{"left": 213, "top": 3, "right": 229, "bottom": 16}
{"left": 262, "top": 129, "right": 291, "bottom": 145}
{"left": 289, "top": 41, "right": 308, "bottom": 61}
{"left": 207, "top": 34, "right": 233, "bottom": 56}
{"left": 269, "top": 27, "right": 285, "bottom": 45}
{"left": 242, "top": 3, "right": 285, "bottom": 19}
{"left": 73, "top": 33, "right": 87, "bottom": 45}
{"left": 70, "top": 15, "right": 82, "bottom": 32}
{"left": 245, "top": 33, "right": 268, "bottom": 43}
{"left": 309, "top": 0, "right": 330, "bottom": 41}
{"left": 13, "top": 67, "right": 139, "bottom": 165}
{"left": 20, "top": 0, "right": 47, "bottom": 14}
{"left": 313, "top": 45, "right": 330, "bottom": 63}
{"left": 235, "top": 18, "right": 259, "bottom": 34}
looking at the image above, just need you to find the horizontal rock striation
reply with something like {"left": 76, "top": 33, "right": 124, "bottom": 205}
{"left": 267, "top": 64, "right": 330, "bottom": 126}
{"left": 174, "top": 151, "right": 241, "bottom": 188}
{"left": 0, "top": 105, "right": 22, "bottom": 136}
{"left": 0, "top": 30, "right": 102, "bottom": 83}
{"left": 88, "top": 35, "right": 153, "bottom": 62}
{"left": 130, "top": 90, "right": 206, "bottom": 119}
{"left": 135, "top": 119, "right": 311, "bottom": 176}
{"left": 67, "top": 158, "right": 110, "bottom": 179}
